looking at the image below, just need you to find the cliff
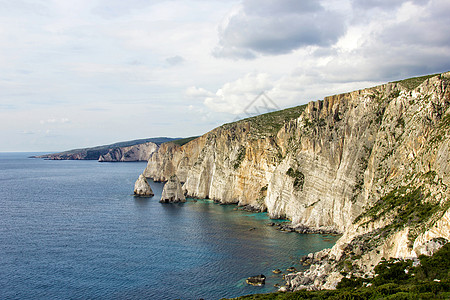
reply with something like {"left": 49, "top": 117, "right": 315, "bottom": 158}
{"left": 98, "top": 142, "right": 158, "bottom": 162}
{"left": 134, "top": 174, "right": 154, "bottom": 197}
{"left": 160, "top": 175, "right": 186, "bottom": 203}
{"left": 140, "top": 72, "right": 450, "bottom": 288}
{"left": 33, "top": 137, "right": 176, "bottom": 161}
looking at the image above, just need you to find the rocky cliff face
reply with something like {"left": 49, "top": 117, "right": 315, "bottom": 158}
{"left": 134, "top": 174, "right": 154, "bottom": 197}
{"left": 99, "top": 142, "right": 158, "bottom": 162}
{"left": 160, "top": 175, "right": 186, "bottom": 203}
{"left": 140, "top": 73, "right": 450, "bottom": 287}
{"left": 33, "top": 137, "right": 174, "bottom": 161}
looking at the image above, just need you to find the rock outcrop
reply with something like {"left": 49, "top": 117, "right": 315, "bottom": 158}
{"left": 160, "top": 175, "right": 186, "bottom": 203}
{"left": 139, "top": 72, "right": 450, "bottom": 289}
{"left": 99, "top": 142, "right": 158, "bottom": 162}
{"left": 246, "top": 274, "right": 266, "bottom": 286}
{"left": 134, "top": 174, "right": 154, "bottom": 197}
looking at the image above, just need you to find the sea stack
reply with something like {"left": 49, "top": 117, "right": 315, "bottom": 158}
{"left": 134, "top": 174, "right": 154, "bottom": 197}
{"left": 160, "top": 175, "right": 186, "bottom": 203}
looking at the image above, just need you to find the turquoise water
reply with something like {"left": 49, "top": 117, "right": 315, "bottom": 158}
{"left": 0, "top": 153, "right": 339, "bottom": 300}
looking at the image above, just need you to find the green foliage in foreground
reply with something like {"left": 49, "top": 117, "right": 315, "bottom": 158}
{"left": 229, "top": 243, "right": 450, "bottom": 300}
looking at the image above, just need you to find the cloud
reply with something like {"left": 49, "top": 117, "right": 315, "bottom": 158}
{"left": 351, "top": 0, "right": 429, "bottom": 10}
{"left": 203, "top": 73, "right": 274, "bottom": 114}
{"left": 185, "top": 86, "right": 214, "bottom": 98}
{"left": 213, "top": 0, "right": 346, "bottom": 59}
{"left": 165, "top": 55, "right": 185, "bottom": 66}
{"left": 1, "top": 0, "right": 450, "bottom": 151}
{"left": 318, "top": 0, "right": 450, "bottom": 82}
{"left": 40, "top": 118, "right": 70, "bottom": 125}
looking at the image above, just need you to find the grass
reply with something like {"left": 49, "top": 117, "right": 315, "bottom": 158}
{"left": 167, "top": 136, "right": 200, "bottom": 146}
{"left": 392, "top": 73, "right": 440, "bottom": 91}
{"left": 222, "top": 105, "right": 307, "bottom": 137}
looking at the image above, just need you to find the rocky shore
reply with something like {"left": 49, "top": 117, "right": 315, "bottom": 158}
{"left": 267, "top": 222, "right": 341, "bottom": 235}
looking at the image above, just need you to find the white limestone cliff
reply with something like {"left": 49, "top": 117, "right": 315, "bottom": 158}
{"left": 99, "top": 142, "right": 158, "bottom": 162}
{"left": 160, "top": 175, "right": 186, "bottom": 203}
{"left": 139, "top": 73, "right": 450, "bottom": 288}
{"left": 134, "top": 174, "right": 154, "bottom": 197}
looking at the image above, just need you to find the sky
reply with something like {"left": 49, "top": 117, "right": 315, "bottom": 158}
{"left": 1, "top": 0, "right": 449, "bottom": 152}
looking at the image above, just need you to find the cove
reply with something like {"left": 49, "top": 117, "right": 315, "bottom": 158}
{"left": 0, "top": 153, "right": 339, "bottom": 300}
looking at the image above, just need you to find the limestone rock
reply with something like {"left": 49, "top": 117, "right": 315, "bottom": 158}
{"left": 99, "top": 142, "right": 158, "bottom": 162}
{"left": 160, "top": 175, "right": 186, "bottom": 203}
{"left": 246, "top": 274, "right": 266, "bottom": 286}
{"left": 134, "top": 174, "right": 154, "bottom": 197}
{"left": 137, "top": 72, "right": 450, "bottom": 290}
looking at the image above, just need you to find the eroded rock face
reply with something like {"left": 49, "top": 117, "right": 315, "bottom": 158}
{"left": 134, "top": 174, "right": 154, "bottom": 197}
{"left": 139, "top": 73, "right": 450, "bottom": 288}
{"left": 160, "top": 175, "right": 186, "bottom": 203}
{"left": 99, "top": 142, "right": 158, "bottom": 162}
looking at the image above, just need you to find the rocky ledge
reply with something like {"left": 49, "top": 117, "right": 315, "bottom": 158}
{"left": 134, "top": 174, "right": 154, "bottom": 197}
{"left": 267, "top": 223, "right": 341, "bottom": 235}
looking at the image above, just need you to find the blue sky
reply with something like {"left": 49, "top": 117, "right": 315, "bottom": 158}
{"left": 1, "top": 0, "right": 449, "bottom": 152}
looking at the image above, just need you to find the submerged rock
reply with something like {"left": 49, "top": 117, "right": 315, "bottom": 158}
{"left": 273, "top": 269, "right": 282, "bottom": 274}
{"left": 160, "top": 175, "right": 186, "bottom": 203}
{"left": 287, "top": 267, "right": 297, "bottom": 272}
{"left": 246, "top": 274, "right": 266, "bottom": 286}
{"left": 134, "top": 174, "right": 154, "bottom": 197}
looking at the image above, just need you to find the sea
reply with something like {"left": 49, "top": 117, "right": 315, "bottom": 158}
{"left": 0, "top": 152, "right": 339, "bottom": 300}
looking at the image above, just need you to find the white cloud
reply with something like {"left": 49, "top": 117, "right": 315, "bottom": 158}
{"left": 203, "top": 73, "right": 273, "bottom": 114}
{"left": 39, "top": 118, "right": 70, "bottom": 125}
{"left": 185, "top": 86, "right": 214, "bottom": 98}
{"left": 0, "top": 0, "right": 449, "bottom": 151}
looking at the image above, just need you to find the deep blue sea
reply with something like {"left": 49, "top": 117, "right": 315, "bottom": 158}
{"left": 0, "top": 153, "right": 339, "bottom": 300}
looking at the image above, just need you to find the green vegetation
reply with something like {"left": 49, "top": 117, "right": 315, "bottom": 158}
{"left": 352, "top": 184, "right": 443, "bottom": 246}
{"left": 233, "top": 146, "right": 246, "bottom": 169}
{"left": 392, "top": 73, "right": 440, "bottom": 91}
{"left": 229, "top": 243, "right": 450, "bottom": 300}
{"left": 222, "top": 105, "right": 307, "bottom": 137}
{"left": 286, "top": 167, "right": 305, "bottom": 191}
{"left": 167, "top": 136, "right": 200, "bottom": 146}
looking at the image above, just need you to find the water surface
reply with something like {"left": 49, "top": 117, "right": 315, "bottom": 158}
{"left": 0, "top": 153, "right": 339, "bottom": 299}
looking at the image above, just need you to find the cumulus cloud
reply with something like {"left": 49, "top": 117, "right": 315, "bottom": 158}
{"left": 213, "top": 0, "right": 346, "bottom": 59}
{"left": 2, "top": 0, "right": 450, "bottom": 151}
{"left": 203, "top": 73, "right": 274, "bottom": 114}
{"left": 185, "top": 86, "right": 214, "bottom": 98}
{"left": 319, "top": 0, "right": 450, "bottom": 82}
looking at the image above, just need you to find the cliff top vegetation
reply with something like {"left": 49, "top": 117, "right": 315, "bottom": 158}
{"left": 222, "top": 104, "right": 307, "bottom": 138}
